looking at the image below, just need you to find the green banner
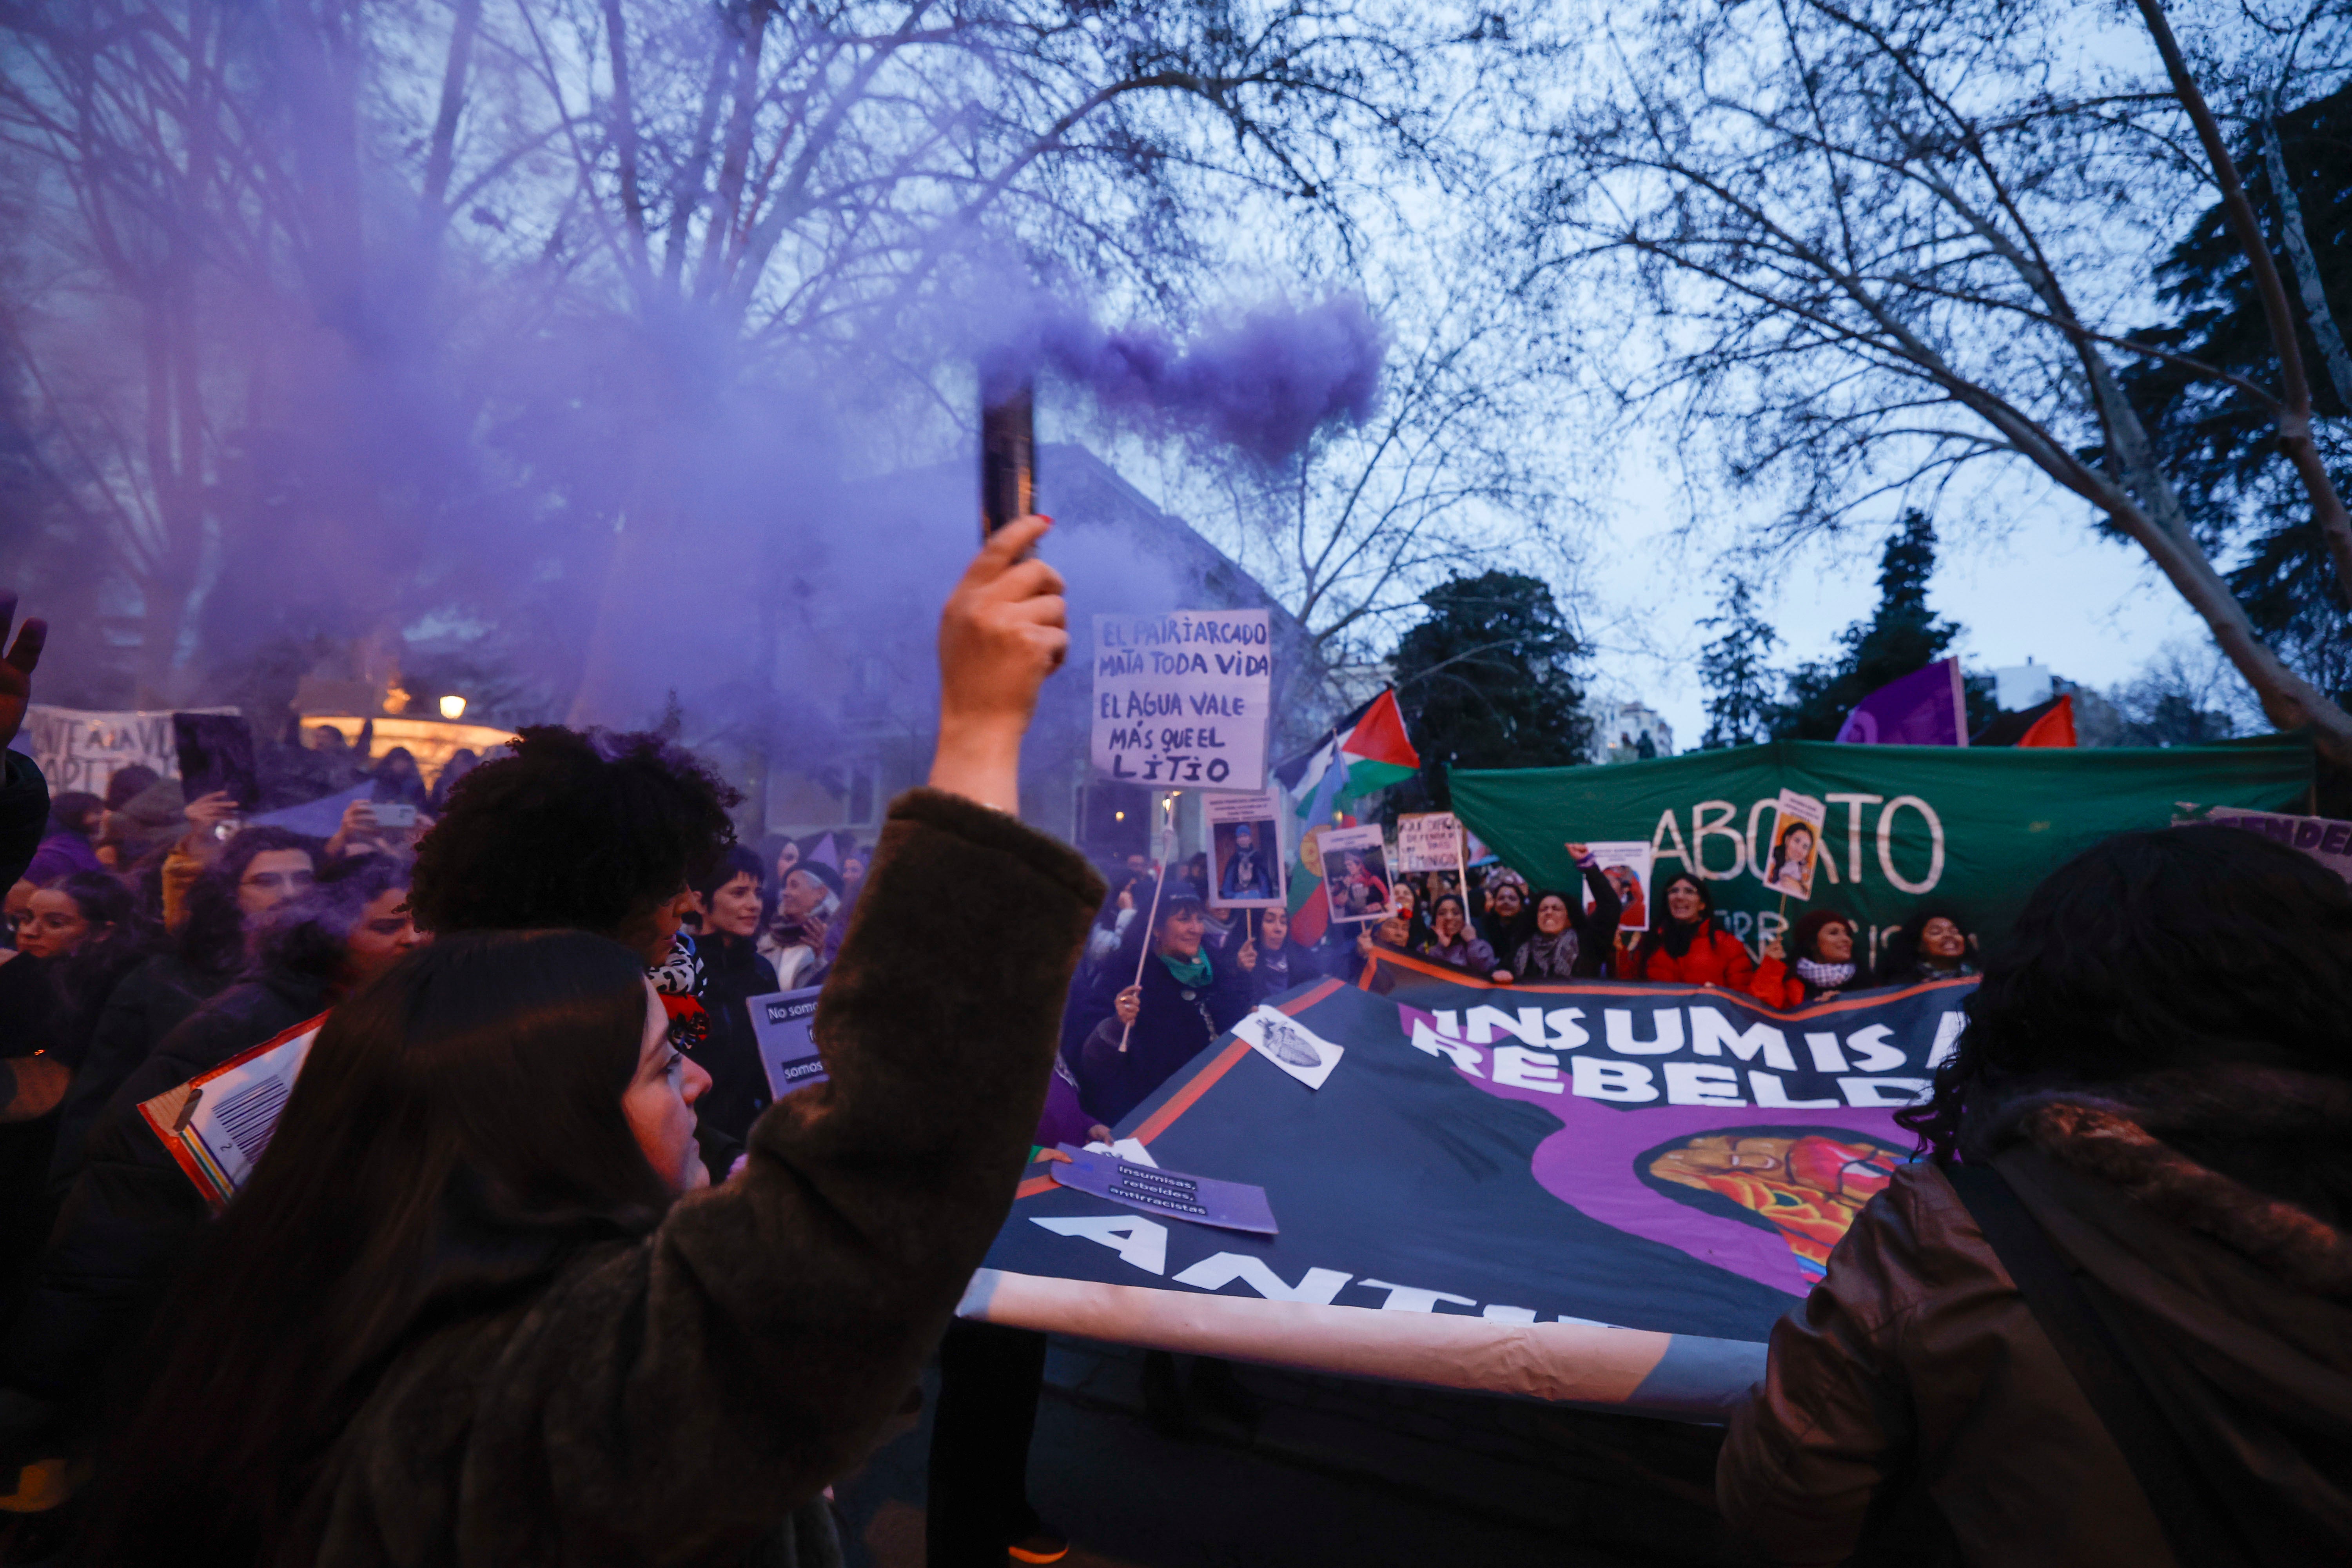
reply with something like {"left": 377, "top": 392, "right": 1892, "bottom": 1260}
{"left": 1450, "top": 736, "right": 2314, "bottom": 966}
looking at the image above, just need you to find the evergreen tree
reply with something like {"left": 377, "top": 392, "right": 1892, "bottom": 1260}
{"left": 1771, "top": 512, "right": 1996, "bottom": 739}
{"left": 1697, "top": 576, "right": 1782, "bottom": 748}
{"left": 1392, "top": 571, "right": 1589, "bottom": 805}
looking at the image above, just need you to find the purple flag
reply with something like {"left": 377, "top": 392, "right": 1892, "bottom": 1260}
{"left": 1835, "top": 658, "right": 1967, "bottom": 746}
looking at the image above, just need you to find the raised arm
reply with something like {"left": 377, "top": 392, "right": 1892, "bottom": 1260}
{"left": 385, "top": 517, "right": 1103, "bottom": 1558}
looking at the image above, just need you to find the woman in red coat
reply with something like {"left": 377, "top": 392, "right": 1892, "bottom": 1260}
{"left": 1749, "top": 908, "right": 1860, "bottom": 1009}
{"left": 1622, "top": 872, "right": 1758, "bottom": 988}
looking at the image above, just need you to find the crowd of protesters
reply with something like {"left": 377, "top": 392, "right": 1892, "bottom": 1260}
{"left": 0, "top": 533, "right": 2343, "bottom": 1568}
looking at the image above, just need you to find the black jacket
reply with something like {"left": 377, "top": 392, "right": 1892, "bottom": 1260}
{"left": 1, "top": 965, "right": 331, "bottom": 1454}
{"left": 47, "top": 952, "right": 234, "bottom": 1196}
{"left": 1506, "top": 864, "right": 1624, "bottom": 981}
{"left": 0, "top": 751, "right": 47, "bottom": 893}
{"left": 688, "top": 929, "right": 782, "bottom": 1146}
{"left": 1069, "top": 946, "right": 1253, "bottom": 1127}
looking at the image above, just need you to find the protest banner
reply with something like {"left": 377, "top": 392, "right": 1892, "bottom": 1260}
{"left": 1449, "top": 734, "right": 2314, "bottom": 967}
{"left": 1759, "top": 789, "right": 1827, "bottom": 899}
{"left": 1582, "top": 840, "right": 1652, "bottom": 930}
{"left": 1090, "top": 611, "right": 1272, "bottom": 790}
{"left": 748, "top": 986, "right": 826, "bottom": 1099}
{"left": 1205, "top": 790, "right": 1285, "bottom": 909}
{"left": 968, "top": 967, "right": 1972, "bottom": 1415}
{"left": 2181, "top": 806, "right": 2352, "bottom": 884}
{"left": 1096, "top": 611, "right": 1279, "bottom": 789}
{"left": 1394, "top": 813, "right": 1463, "bottom": 873}
{"left": 1316, "top": 823, "right": 1394, "bottom": 925}
{"left": 14, "top": 704, "right": 236, "bottom": 798}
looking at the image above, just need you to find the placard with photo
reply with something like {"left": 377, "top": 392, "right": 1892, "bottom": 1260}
{"left": 1205, "top": 790, "right": 1286, "bottom": 909}
{"left": 1318, "top": 822, "right": 1395, "bottom": 925}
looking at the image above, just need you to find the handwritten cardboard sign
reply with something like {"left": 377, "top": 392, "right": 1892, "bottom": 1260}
{"left": 1091, "top": 611, "right": 1271, "bottom": 790}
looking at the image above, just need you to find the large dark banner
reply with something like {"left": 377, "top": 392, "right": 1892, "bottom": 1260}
{"left": 967, "top": 964, "right": 1975, "bottom": 1413}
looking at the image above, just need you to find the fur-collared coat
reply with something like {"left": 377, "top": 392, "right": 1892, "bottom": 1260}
{"left": 1717, "top": 1068, "right": 2352, "bottom": 1566}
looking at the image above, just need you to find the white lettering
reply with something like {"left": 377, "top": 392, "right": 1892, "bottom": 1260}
{"left": 1033, "top": 1215, "right": 1168, "bottom": 1275}
{"left": 1543, "top": 1007, "right": 1589, "bottom": 1049}
{"left": 1826, "top": 793, "right": 1883, "bottom": 884}
{"left": 1467, "top": 1005, "right": 1548, "bottom": 1045}
{"left": 1691, "top": 799, "right": 1748, "bottom": 880}
{"left": 1688, "top": 1007, "right": 1797, "bottom": 1071}
{"left": 1664, "top": 1062, "right": 1746, "bottom": 1106}
{"left": 1356, "top": 1279, "right": 1477, "bottom": 1313}
{"left": 1171, "top": 1254, "right": 1353, "bottom": 1303}
{"left": 1926, "top": 1010, "right": 1966, "bottom": 1069}
{"left": 1843, "top": 1024, "right": 1907, "bottom": 1074}
{"left": 1877, "top": 796, "right": 1945, "bottom": 895}
{"left": 1573, "top": 1056, "right": 1659, "bottom": 1102}
{"left": 1410, "top": 1020, "right": 1485, "bottom": 1076}
{"left": 1492, "top": 1045, "right": 1565, "bottom": 1093}
{"left": 1651, "top": 808, "right": 1692, "bottom": 873}
{"left": 1805, "top": 1031, "right": 1849, "bottom": 1072}
{"left": 1605, "top": 1008, "right": 1684, "bottom": 1056}
{"left": 1839, "top": 1076, "right": 1934, "bottom": 1107}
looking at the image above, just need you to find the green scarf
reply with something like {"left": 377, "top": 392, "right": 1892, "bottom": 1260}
{"left": 1157, "top": 948, "right": 1213, "bottom": 989}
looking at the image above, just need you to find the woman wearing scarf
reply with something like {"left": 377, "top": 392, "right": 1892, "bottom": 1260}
{"left": 1871, "top": 906, "right": 1980, "bottom": 986}
{"left": 1623, "top": 871, "right": 1758, "bottom": 988}
{"left": 1498, "top": 845, "right": 1624, "bottom": 982}
{"left": 1069, "top": 889, "right": 1255, "bottom": 1127}
{"left": 1752, "top": 908, "right": 1860, "bottom": 1007}
{"left": 1416, "top": 892, "right": 1497, "bottom": 973}
{"left": 1476, "top": 867, "right": 1531, "bottom": 956}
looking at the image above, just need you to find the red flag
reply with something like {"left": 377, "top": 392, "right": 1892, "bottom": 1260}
{"left": 2017, "top": 694, "right": 2076, "bottom": 748}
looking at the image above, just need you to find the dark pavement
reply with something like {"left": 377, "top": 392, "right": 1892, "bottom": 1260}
{"left": 833, "top": 1340, "right": 1734, "bottom": 1568}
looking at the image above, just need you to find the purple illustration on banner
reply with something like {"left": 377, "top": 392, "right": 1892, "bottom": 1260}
{"left": 1835, "top": 657, "right": 1967, "bottom": 747}
{"left": 1396, "top": 1004, "right": 1914, "bottom": 1298}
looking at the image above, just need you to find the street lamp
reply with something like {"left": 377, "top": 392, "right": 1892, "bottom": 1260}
{"left": 439, "top": 694, "right": 468, "bottom": 720}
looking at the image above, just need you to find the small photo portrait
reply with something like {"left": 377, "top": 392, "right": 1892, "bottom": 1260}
{"left": 1319, "top": 824, "right": 1395, "bottom": 925}
{"left": 1210, "top": 815, "right": 1284, "bottom": 909}
{"left": 1764, "top": 815, "right": 1821, "bottom": 899}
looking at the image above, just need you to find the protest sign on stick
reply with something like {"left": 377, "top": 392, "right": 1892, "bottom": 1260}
{"left": 1394, "top": 812, "right": 1463, "bottom": 872}
{"left": 1581, "top": 840, "right": 1654, "bottom": 930}
{"left": 15, "top": 705, "right": 236, "bottom": 798}
{"left": 1206, "top": 790, "right": 1285, "bottom": 909}
{"left": 1091, "top": 611, "right": 1271, "bottom": 791}
{"left": 1318, "top": 822, "right": 1396, "bottom": 925}
{"left": 1120, "top": 795, "right": 1181, "bottom": 1053}
{"left": 1760, "top": 790, "right": 1828, "bottom": 899}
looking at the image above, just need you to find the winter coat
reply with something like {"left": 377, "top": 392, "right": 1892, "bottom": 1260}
{"left": 1248, "top": 938, "right": 1321, "bottom": 1004}
{"left": 1624, "top": 924, "right": 1757, "bottom": 989}
{"left": 2, "top": 965, "right": 334, "bottom": 1455}
{"left": 1747, "top": 958, "right": 1858, "bottom": 1010}
{"left": 45, "top": 951, "right": 233, "bottom": 1195}
{"left": 1070, "top": 946, "right": 1254, "bottom": 1127}
{"left": 689, "top": 929, "right": 783, "bottom": 1145}
{"left": 1416, "top": 931, "right": 1497, "bottom": 973}
{"left": 1505, "top": 865, "right": 1623, "bottom": 982}
{"left": 267, "top": 788, "right": 1094, "bottom": 1564}
{"left": 0, "top": 751, "right": 47, "bottom": 893}
{"left": 1718, "top": 1071, "right": 2352, "bottom": 1566}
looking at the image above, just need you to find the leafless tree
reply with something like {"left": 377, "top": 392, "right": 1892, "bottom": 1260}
{"left": 1532, "top": 0, "right": 2352, "bottom": 765}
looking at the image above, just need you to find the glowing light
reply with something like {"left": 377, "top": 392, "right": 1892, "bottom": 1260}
{"left": 439, "top": 694, "right": 468, "bottom": 720}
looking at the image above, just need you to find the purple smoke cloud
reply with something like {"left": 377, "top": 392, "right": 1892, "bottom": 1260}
{"left": 989, "top": 296, "right": 1385, "bottom": 463}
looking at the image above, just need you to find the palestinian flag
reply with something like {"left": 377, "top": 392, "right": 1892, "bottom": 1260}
{"left": 1274, "top": 691, "right": 1420, "bottom": 944}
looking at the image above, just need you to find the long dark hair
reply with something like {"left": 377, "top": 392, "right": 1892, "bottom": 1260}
{"left": 1633, "top": 872, "right": 1715, "bottom": 966}
{"left": 45, "top": 871, "right": 158, "bottom": 1043}
{"left": 1872, "top": 903, "right": 1965, "bottom": 982}
{"left": 247, "top": 855, "right": 413, "bottom": 983}
{"left": 1784, "top": 908, "right": 1853, "bottom": 965}
{"left": 176, "top": 827, "right": 322, "bottom": 982}
{"left": 91, "top": 931, "right": 670, "bottom": 1566}
{"left": 1897, "top": 828, "right": 2352, "bottom": 1199}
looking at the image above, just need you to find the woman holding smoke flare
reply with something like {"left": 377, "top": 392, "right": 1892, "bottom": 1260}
{"left": 84, "top": 517, "right": 1102, "bottom": 1568}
